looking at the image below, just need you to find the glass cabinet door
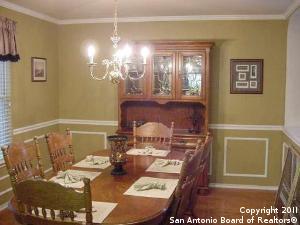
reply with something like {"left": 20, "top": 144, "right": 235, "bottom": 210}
{"left": 124, "top": 78, "right": 145, "bottom": 96}
{"left": 178, "top": 52, "right": 205, "bottom": 99}
{"left": 121, "top": 56, "right": 148, "bottom": 98}
{"left": 151, "top": 52, "right": 175, "bottom": 99}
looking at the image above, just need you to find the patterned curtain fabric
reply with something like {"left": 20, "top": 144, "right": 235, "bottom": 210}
{"left": 0, "top": 16, "right": 20, "bottom": 62}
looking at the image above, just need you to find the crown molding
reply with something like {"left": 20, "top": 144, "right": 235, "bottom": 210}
{"left": 0, "top": 0, "right": 59, "bottom": 24}
{"left": 58, "top": 14, "right": 286, "bottom": 25}
{"left": 284, "top": 0, "right": 300, "bottom": 19}
{"left": 0, "top": 0, "right": 294, "bottom": 25}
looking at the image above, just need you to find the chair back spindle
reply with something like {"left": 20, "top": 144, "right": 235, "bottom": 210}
{"left": 14, "top": 178, "right": 93, "bottom": 225}
{"left": 133, "top": 121, "right": 174, "bottom": 150}
{"left": 45, "top": 129, "right": 74, "bottom": 172}
{"left": 1, "top": 138, "right": 44, "bottom": 193}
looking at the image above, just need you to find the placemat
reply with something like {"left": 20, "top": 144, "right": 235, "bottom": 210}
{"left": 124, "top": 176, "right": 178, "bottom": 199}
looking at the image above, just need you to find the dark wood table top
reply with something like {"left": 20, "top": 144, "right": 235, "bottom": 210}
{"left": 10, "top": 149, "right": 185, "bottom": 225}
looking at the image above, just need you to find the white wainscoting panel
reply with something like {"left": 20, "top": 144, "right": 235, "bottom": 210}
{"left": 71, "top": 131, "right": 108, "bottom": 149}
{"left": 224, "top": 137, "right": 269, "bottom": 178}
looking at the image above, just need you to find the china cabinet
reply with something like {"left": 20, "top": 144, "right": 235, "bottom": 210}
{"left": 118, "top": 41, "right": 213, "bottom": 194}
{"left": 118, "top": 41, "right": 213, "bottom": 135}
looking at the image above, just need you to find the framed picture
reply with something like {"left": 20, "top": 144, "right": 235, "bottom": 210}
{"left": 31, "top": 57, "right": 47, "bottom": 82}
{"left": 230, "top": 59, "right": 263, "bottom": 94}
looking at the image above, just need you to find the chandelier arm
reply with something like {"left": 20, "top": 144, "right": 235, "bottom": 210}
{"left": 86, "top": 0, "right": 149, "bottom": 84}
{"left": 88, "top": 63, "right": 109, "bottom": 81}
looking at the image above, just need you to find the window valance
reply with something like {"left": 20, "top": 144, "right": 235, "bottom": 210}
{"left": 0, "top": 16, "right": 20, "bottom": 62}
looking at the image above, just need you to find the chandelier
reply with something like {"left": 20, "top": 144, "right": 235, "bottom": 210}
{"left": 87, "top": 0, "right": 150, "bottom": 84}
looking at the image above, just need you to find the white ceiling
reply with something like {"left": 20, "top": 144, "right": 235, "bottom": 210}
{"left": 1, "top": 0, "right": 300, "bottom": 24}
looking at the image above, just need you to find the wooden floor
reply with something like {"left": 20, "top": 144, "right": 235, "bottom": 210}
{"left": 0, "top": 188, "right": 276, "bottom": 225}
{"left": 195, "top": 188, "right": 277, "bottom": 225}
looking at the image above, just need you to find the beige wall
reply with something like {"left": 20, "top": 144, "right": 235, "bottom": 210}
{"left": 0, "top": 7, "right": 59, "bottom": 206}
{"left": 58, "top": 20, "right": 287, "bottom": 125}
{"left": 0, "top": 7, "right": 290, "bottom": 206}
{"left": 56, "top": 20, "right": 287, "bottom": 189}
{"left": 0, "top": 7, "right": 59, "bottom": 128}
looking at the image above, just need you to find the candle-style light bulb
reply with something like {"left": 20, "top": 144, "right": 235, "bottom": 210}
{"left": 124, "top": 44, "right": 132, "bottom": 58}
{"left": 115, "top": 49, "right": 124, "bottom": 61}
{"left": 141, "top": 47, "right": 150, "bottom": 64}
{"left": 87, "top": 45, "right": 95, "bottom": 64}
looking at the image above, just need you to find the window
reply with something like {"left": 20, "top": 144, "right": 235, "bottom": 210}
{"left": 0, "top": 62, "right": 11, "bottom": 161}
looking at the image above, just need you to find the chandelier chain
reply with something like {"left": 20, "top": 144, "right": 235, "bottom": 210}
{"left": 113, "top": 0, "right": 118, "bottom": 38}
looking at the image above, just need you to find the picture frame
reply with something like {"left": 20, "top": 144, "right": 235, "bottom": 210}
{"left": 31, "top": 57, "right": 47, "bottom": 82}
{"left": 230, "top": 59, "right": 263, "bottom": 94}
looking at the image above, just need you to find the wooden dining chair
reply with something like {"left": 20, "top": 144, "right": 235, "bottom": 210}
{"left": 45, "top": 129, "right": 74, "bottom": 172}
{"left": 275, "top": 146, "right": 300, "bottom": 222}
{"left": 187, "top": 133, "right": 213, "bottom": 217}
{"left": 1, "top": 137, "right": 44, "bottom": 193}
{"left": 196, "top": 133, "right": 213, "bottom": 187}
{"left": 168, "top": 148, "right": 203, "bottom": 219}
{"left": 13, "top": 176, "right": 93, "bottom": 225}
{"left": 133, "top": 121, "right": 175, "bottom": 150}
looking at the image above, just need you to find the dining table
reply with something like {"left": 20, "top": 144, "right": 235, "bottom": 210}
{"left": 9, "top": 149, "right": 185, "bottom": 225}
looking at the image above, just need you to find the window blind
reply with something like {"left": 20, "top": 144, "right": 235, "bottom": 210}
{"left": 0, "top": 61, "right": 11, "bottom": 160}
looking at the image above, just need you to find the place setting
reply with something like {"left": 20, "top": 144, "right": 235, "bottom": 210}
{"left": 49, "top": 169, "right": 101, "bottom": 188}
{"left": 73, "top": 155, "right": 111, "bottom": 169}
{"left": 146, "top": 158, "right": 183, "bottom": 174}
{"left": 126, "top": 145, "right": 170, "bottom": 157}
{"left": 124, "top": 176, "right": 179, "bottom": 199}
{"left": 74, "top": 201, "right": 117, "bottom": 224}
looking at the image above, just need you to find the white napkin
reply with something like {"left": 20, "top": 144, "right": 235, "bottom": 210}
{"left": 134, "top": 182, "right": 166, "bottom": 191}
{"left": 146, "top": 159, "right": 183, "bottom": 174}
{"left": 86, "top": 155, "right": 109, "bottom": 165}
{"left": 137, "top": 146, "right": 156, "bottom": 155}
{"left": 124, "top": 177, "right": 179, "bottom": 199}
{"left": 155, "top": 159, "right": 182, "bottom": 167}
{"left": 56, "top": 171, "right": 85, "bottom": 184}
{"left": 127, "top": 148, "right": 170, "bottom": 157}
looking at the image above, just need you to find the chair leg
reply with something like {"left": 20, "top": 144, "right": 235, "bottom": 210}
{"left": 185, "top": 211, "right": 197, "bottom": 219}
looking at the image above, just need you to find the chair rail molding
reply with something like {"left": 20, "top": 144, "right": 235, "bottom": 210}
{"left": 209, "top": 124, "right": 283, "bottom": 131}
{"left": 283, "top": 127, "right": 300, "bottom": 147}
{"left": 59, "top": 119, "right": 118, "bottom": 126}
{"left": 12, "top": 119, "right": 285, "bottom": 135}
{"left": 13, "top": 119, "right": 59, "bottom": 135}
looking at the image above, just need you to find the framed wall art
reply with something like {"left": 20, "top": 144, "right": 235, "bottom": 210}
{"left": 31, "top": 57, "right": 47, "bottom": 82}
{"left": 230, "top": 59, "right": 263, "bottom": 94}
